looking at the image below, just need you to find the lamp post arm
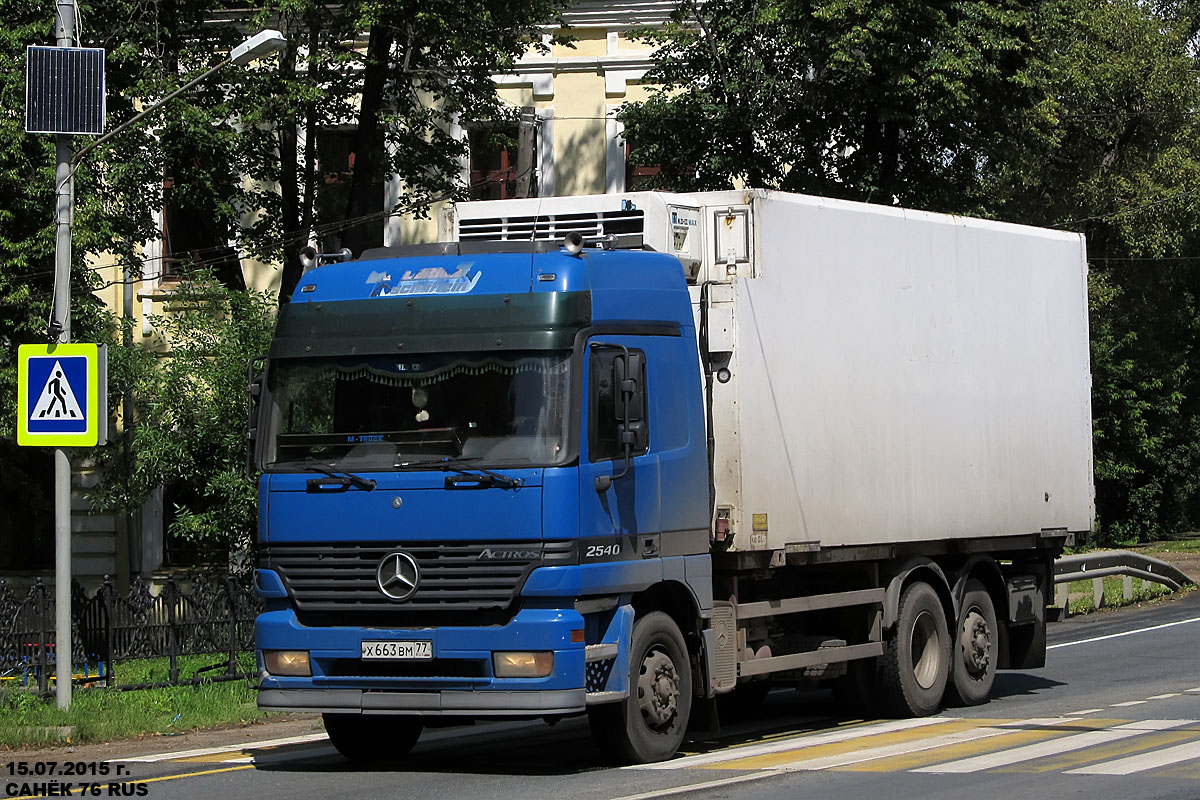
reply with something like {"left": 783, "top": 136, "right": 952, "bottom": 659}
{"left": 71, "top": 56, "right": 233, "bottom": 166}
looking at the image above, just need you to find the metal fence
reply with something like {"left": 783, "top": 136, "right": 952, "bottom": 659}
{"left": 0, "top": 574, "right": 260, "bottom": 693}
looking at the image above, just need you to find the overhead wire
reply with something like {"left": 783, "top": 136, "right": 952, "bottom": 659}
{"left": 1051, "top": 185, "right": 1200, "bottom": 228}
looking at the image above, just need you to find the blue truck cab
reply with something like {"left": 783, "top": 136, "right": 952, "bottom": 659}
{"left": 253, "top": 239, "right": 714, "bottom": 763}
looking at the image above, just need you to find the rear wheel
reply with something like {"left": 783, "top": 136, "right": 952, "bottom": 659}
{"left": 946, "top": 579, "right": 998, "bottom": 706}
{"left": 323, "top": 713, "right": 423, "bottom": 762}
{"left": 588, "top": 611, "right": 693, "bottom": 764}
{"left": 879, "top": 581, "right": 950, "bottom": 717}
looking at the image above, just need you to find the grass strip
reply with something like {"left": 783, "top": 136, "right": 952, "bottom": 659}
{"left": 0, "top": 652, "right": 274, "bottom": 750}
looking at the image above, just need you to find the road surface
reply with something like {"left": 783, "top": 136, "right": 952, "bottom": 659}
{"left": 7, "top": 591, "right": 1199, "bottom": 800}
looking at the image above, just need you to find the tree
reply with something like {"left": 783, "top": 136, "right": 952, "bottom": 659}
{"left": 618, "top": 0, "right": 1054, "bottom": 212}
{"left": 0, "top": 0, "right": 563, "bottom": 558}
{"left": 90, "top": 275, "right": 276, "bottom": 561}
{"left": 1014, "top": 0, "right": 1200, "bottom": 541}
{"left": 231, "top": 1, "right": 564, "bottom": 300}
{"left": 620, "top": 0, "right": 1200, "bottom": 541}
{"left": 0, "top": 0, "right": 153, "bottom": 564}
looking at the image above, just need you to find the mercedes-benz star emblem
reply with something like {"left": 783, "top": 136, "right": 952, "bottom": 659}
{"left": 376, "top": 551, "right": 420, "bottom": 601}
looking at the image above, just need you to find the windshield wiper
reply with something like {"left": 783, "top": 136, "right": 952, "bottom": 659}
{"left": 396, "top": 456, "right": 523, "bottom": 489}
{"left": 304, "top": 457, "right": 377, "bottom": 491}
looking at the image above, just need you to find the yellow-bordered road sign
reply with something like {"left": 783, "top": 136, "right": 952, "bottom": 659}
{"left": 17, "top": 343, "right": 107, "bottom": 446}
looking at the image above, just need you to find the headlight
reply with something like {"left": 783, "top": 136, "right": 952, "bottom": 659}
{"left": 493, "top": 651, "right": 554, "bottom": 678}
{"left": 263, "top": 650, "right": 311, "bottom": 676}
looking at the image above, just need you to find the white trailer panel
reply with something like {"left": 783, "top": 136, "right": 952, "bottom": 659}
{"left": 452, "top": 190, "right": 1095, "bottom": 553}
{"left": 720, "top": 193, "right": 1093, "bottom": 550}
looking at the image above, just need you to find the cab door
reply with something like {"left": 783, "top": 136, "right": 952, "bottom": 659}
{"left": 578, "top": 336, "right": 661, "bottom": 553}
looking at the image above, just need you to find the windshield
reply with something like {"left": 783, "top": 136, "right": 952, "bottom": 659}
{"left": 264, "top": 351, "right": 571, "bottom": 470}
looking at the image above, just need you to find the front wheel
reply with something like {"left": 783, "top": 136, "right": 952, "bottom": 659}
{"left": 323, "top": 713, "right": 423, "bottom": 762}
{"left": 588, "top": 611, "right": 693, "bottom": 764}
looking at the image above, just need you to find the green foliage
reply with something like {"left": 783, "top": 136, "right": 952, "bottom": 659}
{"left": 91, "top": 276, "right": 276, "bottom": 559}
{"left": 1065, "top": 576, "right": 1172, "bottom": 615}
{"left": 623, "top": 0, "right": 1200, "bottom": 542}
{"left": 0, "top": 1, "right": 562, "bottom": 556}
{"left": 215, "top": 0, "right": 564, "bottom": 297}
{"left": 1023, "top": 0, "right": 1200, "bottom": 542}
{"left": 0, "top": 3, "right": 125, "bottom": 538}
{"left": 0, "top": 653, "right": 266, "bottom": 748}
{"left": 620, "top": 0, "right": 1053, "bottom": 210}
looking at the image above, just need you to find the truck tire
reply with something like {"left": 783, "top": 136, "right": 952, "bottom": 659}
{"left": 879, "top": 581, "right": 949, "bottom": 717}
{"left": 323, "top": 713, "right": 422, "bottom": 762}
{"left": 946, "top": 579, "right": 998, "bottom": 706}
{"left": 588, "top": 611, "right": 692, "bottom": 764}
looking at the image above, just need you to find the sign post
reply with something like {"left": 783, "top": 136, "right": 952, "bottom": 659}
{"left": 24, "top": 0, "right": 107, "bottom": 714}
{"left": 51, "top": 0, "right": 78, "bottom": 712}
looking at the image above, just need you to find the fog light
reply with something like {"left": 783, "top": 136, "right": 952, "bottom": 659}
{"left": 263, "top": 650, "right": 311, "bottom": 676}
{"left": 493, "top": 651, "right": 554, "bottom": 678}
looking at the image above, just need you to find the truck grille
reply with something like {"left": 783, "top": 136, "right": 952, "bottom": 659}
{"left": 261, "top": 541, "right": 574, "bottom": 621}
{"left": 458, "top": 209, "right": 644, "bottom": 241}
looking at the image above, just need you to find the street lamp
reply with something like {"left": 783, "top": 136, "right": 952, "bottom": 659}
{"left": 47, "top": 25, "right": 286, "bottom": 711}
{"left": 70, "top": 29, "right": 287, "bottom": 167}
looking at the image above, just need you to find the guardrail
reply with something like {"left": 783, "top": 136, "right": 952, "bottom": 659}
{"left": 1053, "top": 550, "right": 1195, "bottom": 615}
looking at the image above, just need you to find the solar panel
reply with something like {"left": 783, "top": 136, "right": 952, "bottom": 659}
{"left": 25, "top": 46, "right": 106, "bottom": 135}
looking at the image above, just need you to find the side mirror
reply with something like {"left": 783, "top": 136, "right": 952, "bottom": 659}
{"left": 595, "top": 347, "right": 647, "bottom": 492}
{"left": 613, "top": 352, "right": 645, "bottom": 421}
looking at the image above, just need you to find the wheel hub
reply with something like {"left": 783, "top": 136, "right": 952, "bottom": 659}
{"left": 638, "top": 649, "right": 679, "bottom": 727}
{"left": 910, "top": 609, "right": 942, "bottom": 690}
{"left": 960, "top": 610, "right": 991, "bottom": 675}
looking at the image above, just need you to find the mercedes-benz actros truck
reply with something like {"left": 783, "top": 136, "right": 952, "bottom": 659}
{"left": 252, "top": 190, "right": 1093, "bottom": 764}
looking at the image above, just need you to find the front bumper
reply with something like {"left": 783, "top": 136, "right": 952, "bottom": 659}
{"left": 258, "top": 687, "right": 585, "bottom": 715}
{"left": 255, "top": 604, "right": 588, "bottom": 716}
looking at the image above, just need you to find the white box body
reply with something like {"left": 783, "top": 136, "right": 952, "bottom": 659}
{"left": 453, "top": 190, "right": 1095, "bottom": 552}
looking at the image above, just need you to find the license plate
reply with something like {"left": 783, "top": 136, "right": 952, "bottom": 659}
{"left": 361, "top": 640, "right": 433, "bottom": 660}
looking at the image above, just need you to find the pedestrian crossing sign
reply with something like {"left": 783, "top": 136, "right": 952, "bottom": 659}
{"left": 17, "top": 343, "right": 107, "bottom": 446}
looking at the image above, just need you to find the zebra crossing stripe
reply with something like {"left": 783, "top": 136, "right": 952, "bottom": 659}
{"left": 633, "top": 717, "right": 954, "bottom": 770}
{"left": 1067, "top": 738, "right": 1200, "bottom": 775}
{"left": 912, "top": 719, "right": 1197, "bottom": 774}
{"left": 712, "top": 721, "right": 1019, "bottom": 772}
{"left": 1014, "top": 729, "right": 1200, "bottom": 774}
{"left": 835, "top": 718, "right": 1119, "bottom": 774}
